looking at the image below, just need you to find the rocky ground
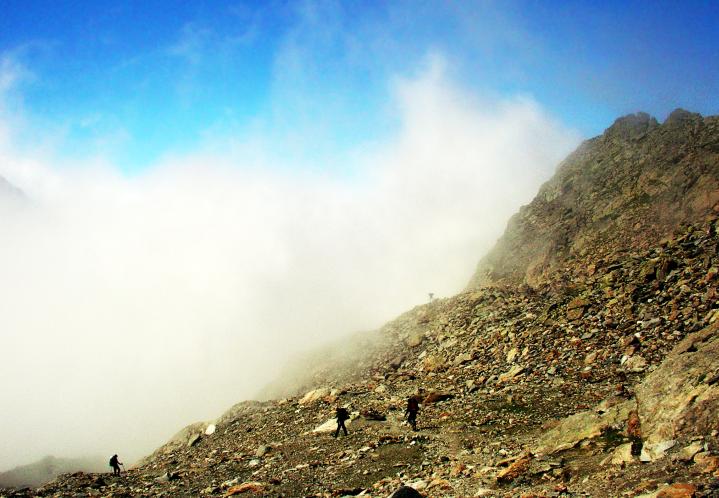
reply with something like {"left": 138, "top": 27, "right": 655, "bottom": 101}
{"left": 4, "top": 216, "right": 717, "bottom": 498}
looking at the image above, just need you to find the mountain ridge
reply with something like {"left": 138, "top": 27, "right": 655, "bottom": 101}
{"left": 467, "top": 108, "right": 719, "bottom": 290}
{"left": 0, "top": 456, "right": 106, "bottom": 490}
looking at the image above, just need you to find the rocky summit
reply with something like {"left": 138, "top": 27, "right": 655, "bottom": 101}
{"left": 467, "top": 109, "right": 719, "bottom": 290}
{"left": 3, "top": 110, "right": 719, "bottom": 498}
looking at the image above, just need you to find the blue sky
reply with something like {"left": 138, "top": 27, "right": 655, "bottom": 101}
{"left": 1, "top": 0, "right": 718, "bottom": 172}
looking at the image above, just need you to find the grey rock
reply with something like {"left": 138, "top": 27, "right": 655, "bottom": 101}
{"left": 187, "top": 433, "right": 201, "bottom": 447}
{"left": 255, "top": 445, "right": 271, "bottom": 458}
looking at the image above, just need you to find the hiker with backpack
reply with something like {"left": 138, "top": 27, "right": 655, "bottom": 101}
{"left": 334, "top": 406, "right": 350, "bottom": 437}
{"left": 405, "top": 396, "right": 420, "bottom": 431}
{"left": 109, "top": 454, "right": 123, "bottom": 475}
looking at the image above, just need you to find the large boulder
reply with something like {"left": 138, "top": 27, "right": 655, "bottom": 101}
{"left": 535, "top": 400, "right": 633, "bottom": 455}
{"left": 536, "top": 322, "right": 719, "bottom": 462}
{"left": 299, "top": 387, "right": 331, "bottom": 405}
{"left": 635, "top": 322, "right": 719, "bottom": 460}
{"left": 226, "top": 482, "right": 266, "bottom": 495}
{"left": 388, "top": 486, "right": 423, "bottom": 498}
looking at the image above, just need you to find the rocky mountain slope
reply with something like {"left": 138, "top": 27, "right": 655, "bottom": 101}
{"left": 468, "top": 109, "right": 719, "bottom": 289}
{"left": 2, "top": 110, "right": 718, "bottom": 498}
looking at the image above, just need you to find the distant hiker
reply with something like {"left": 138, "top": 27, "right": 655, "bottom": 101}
{"left": 109, "top": 454, "right": 123, "bottom": 475}
{"left": 627, "top": 410, "right": 643, "bottom": 456}
{"left": 405, "top": 396, "right": 420, "bottom": 431}
{"left": 615, "top": 371, "right": 628, "bottom": 397}
{"left": 334, "top": 406, "right": 350, "bottom": 437}
{"left": 428, "top": 293, "right": 434, "bottom": 302}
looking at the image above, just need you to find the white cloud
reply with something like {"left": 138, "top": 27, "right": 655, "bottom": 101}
{"left": 0, "top": 58, "right": 579, "bottom": 470}
{"left": 166, "top": 23, "right": 214, "bottom": 65}
{"left": 0, "top": 54, "right": 29, "bottom": 96}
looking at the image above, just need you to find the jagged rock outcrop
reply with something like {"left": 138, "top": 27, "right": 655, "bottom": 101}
{"left": 534, "top": 320, "right": 719, "bottom": 464}
{"left": 468, "top": 109, "right": 719, "bottom": 289}
{"left": 636, "top": 321, "right": 719, "bottom": 460}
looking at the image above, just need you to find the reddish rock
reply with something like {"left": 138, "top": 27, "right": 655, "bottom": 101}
{"left": 656, "top": 483, "right": 697, "bottom": 498}
{"left": 428, "top": 478, "right": 452, "bottom": 490}
{"left": 567, "top": 297, "right": 589, "bottom": 310}
{"left": 423, "top": 392, "right": 454, "bottom": 404}
{"left": 226, "top": 482, "right": 266, "bottom": 496}
{"left": 567, "top": 307, "right": 585, "bottom": 321}
{"left": 449, "top": 463, "right": 466, "bottom": 477}
{"left": 694, "top": 453, "right": 719, "bottom": 474}
{"left": 496, "top": 453, "right": 532, "bottom": 483}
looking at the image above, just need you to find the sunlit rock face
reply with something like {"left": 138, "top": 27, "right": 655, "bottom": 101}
{"left": 468, "top": 110, "right": 719, "bottom": 290}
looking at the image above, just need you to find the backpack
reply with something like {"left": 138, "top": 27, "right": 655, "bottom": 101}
{"left": 336, "top": 407, "right": 349, "bottom": 421}
{"left": 407, "top": 398, "right": 419, "bottom": 411}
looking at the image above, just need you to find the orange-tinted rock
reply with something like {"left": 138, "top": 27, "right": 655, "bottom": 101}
{"left": 449, "top": 463, "right": 466, "bottom": 477}
{"left": 496, "top": 453, "right": 532, "bottom": 483}
{"left": 567, "top": 307, "right": 585, "bottom": 321}
{"left": 423, "top": 392, "right": 454, "bottom": 404}
{"left": 428, "top": 478, "right": 452, "bottom": 490}
{"left": 567, "top": 297, "right": 589, "bottom": 310}
{"left": 656, "top": 483, "right": 697, "bottom": 498}
{"left": 226, "top": 482, "right": 266, "bottom": 496}
{"left": 694, "top": 453, "right": 719, "bottom": 474}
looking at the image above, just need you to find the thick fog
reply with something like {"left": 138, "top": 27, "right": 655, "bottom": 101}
{"left": 0, "top": 63, "right": 579, "bottom": 470}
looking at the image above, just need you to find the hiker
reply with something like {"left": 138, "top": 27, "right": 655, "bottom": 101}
{"left": 334, "top": 406, "right": 350, "bottom": 437}
{"left": 109, "top": 454, "right": 123, "bottom": 475}
{"left": 405, "top": 396, "right": 420, "bottom": 431}
{"left": 615, "top": 371, "right": 628, "bottom": 397}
